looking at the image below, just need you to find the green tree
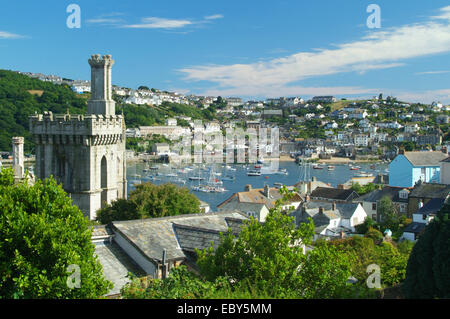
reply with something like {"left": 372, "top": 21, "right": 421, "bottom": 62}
{"left": 0, "top": 168, "right": 112, "bottom": 298}
{"left": 378, "top": 196, "right": 400, "bottom": 232}
{"left": 196, "top": 187, "right": 353, "bottom": 298}
{"left": 355, "top": 217, "right": 378, "bottom": 234}
{"left": 96, "top": 182, "right": 201, "bottom": 224}
{"left": 403, "top": 204, "right": 450, "bottom": 298}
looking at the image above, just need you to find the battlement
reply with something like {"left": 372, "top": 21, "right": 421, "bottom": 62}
{"left": 29, "top": 111, "right": 124, "bottom": 141}
{"left": 88, "top": 54, "right": 114, "bottom": 68}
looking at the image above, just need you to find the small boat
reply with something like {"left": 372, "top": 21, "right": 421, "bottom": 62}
{"left": 313, "top": 165, "right": 324, "bottom": 170}
{"left": 165, "top": 173, "right": 178, "bottom": 177}
{"left": 247, "top": 170, "right": 262, "bottom": 176}
{"left": 274, "top": 169, "right": 289, "bottom": 175}
{"left": 189, "top": 176, "right": 204, "bottom": 181}
{"left": 222, "top": 175, "right": 236, "bottom": 181}
{"left": 254, "top": 165, "right": 262, "bottom": 169}
{"left": 327, "top": 166, "right": 335, "bottom": 171}
{"left": 350, "top": 167, "right": 359, "bottom": 171}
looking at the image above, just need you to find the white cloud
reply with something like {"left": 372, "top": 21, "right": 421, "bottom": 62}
{"left": 86, "top": 18, "right": 124, "bottom": 24}
{"left": 179, "top": 6, "right": 450, "bottom": 98}
{"left": 204, "top": 14, "right": 224, "bottom": 20}
{"left": 415, "top": 70, "right": 450, "bottom": 75}
{"left": 0, "top": 31, "right": 24, "bottom": 39}
{"left": 394, "top": 88, "right": 450, "bottom": 104}
{"left": 123, "top": 17, "right": 194, "bottom": 29}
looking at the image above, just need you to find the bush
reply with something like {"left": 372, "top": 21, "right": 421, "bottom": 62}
{"left": 403, "top": 204, "right": 450, "bottom": 298}
{"left": 365, "top": 227, "right": 384, "bottom": 242}
{"left": 0, "top": 168, "right": 112, "bottom": 298}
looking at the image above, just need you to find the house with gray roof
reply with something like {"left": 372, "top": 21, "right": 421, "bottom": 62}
{"left": 217, "top": 184, "right": 303, "bottom": 221}
{"left": 310, "top": 187, "right": 359, "bottom": 203}
{"left": 389, "top": 149, "right": 449, "bottom": 188}
{"left": 407, "top": 181, "right": 450, "bottom": 216}
{"left": 402, "top": 198, "right": 447, "bottom": 241}
{"left": 93, "top": 211, "right": 248, "bottom": 295}
{"left": 355, "top": 186, "right": 410, "bottom": 222}
{"left": 291, "top": 201, "right": 367, "bottom": 239}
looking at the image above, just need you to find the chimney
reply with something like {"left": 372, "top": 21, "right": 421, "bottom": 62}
{"left": 319, "top": 206, "right": 324, "bottom": 214}
{"left": 442, "top": 146, "right": 448, "bottom": 154}
{"left": 245, "top": 184, "right": 252, "bottom": 192}
{"left": 399, "top": 148, "right": 405, "bottom": 155}
{"left": 305, "top": 194, "right": 310, "bottom": 202}
{"left": 337, "top": 184, "right": 345, "bottom": 190}
{"left": 332, "top": 201, "right": 337, "bottom": 211}
{"left": 340, "top": 231, "right": 345, "bottom": 239}
{"left": 264, "top": 184, "right": 270, "bottom": 198}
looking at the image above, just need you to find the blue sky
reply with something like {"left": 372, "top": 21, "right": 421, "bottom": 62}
{"left": 1, "top": 0, "right": 450, "bottom": 103}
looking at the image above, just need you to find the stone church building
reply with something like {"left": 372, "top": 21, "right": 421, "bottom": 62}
{"left": 30, "top": 54, "right": 127, "bottom": 220}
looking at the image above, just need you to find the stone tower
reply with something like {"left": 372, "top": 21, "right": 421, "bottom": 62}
{"left": 30, "top": 54, "right": 127, "bottom": 220}
{"left": 12, "top": 136, "right": 24, "bottom": 179}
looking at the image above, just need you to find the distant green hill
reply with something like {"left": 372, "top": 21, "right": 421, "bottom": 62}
{"left": 0, "top": 70, "right": 87, "bottom": 152}
{"left": 0, "top": 70, "right": 218, "bottom": 153}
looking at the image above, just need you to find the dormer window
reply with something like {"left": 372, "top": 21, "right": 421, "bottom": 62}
{"left": 399, "top": 189, "right": 409, "bottom": 199}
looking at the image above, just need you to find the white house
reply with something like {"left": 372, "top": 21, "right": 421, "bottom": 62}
{"left": 402, "top": 198, "right": 445, "bottom": 241}
{"left": 292, "top": 202, "right": 367, "bottom": 239}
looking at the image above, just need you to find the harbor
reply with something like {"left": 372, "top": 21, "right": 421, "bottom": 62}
{"left": 126, "top": 160, "right": 389, "bottom": 209}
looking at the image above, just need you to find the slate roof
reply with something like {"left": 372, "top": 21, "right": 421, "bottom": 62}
{"left": 304, "top": 201, "right": 361, "bottom": 219}
{"left": 403, "top": 222, "right": 427, "bottom": 234}
{"left": 217, "top": 187, "right": 302, "bottom": 209}
{"left": 402, "top": 151, "right": 449, "bottom": 166}
{"left": 94, "top": 242, "right": 146, "bottom": 296}
{"left": 417, "top": 198, "right": 446, "bottom": 216}
{"left": 357, "top": 186, "right": 409, "bottom": 203}
{"left": 409, "top": 183, "right": 450, "bottom": 199}
{"left": 110, "top": 211, "right": 247, "bottom": 264}
{"left": 310, "top": 187, "right": 359, "bottom": 201}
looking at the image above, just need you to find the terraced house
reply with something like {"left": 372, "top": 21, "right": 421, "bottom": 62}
{"left": 389, "top": 149, "right": 449, "bottom": 188}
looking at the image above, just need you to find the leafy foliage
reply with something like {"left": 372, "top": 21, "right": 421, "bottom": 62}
{"left": 351, "top": 183, "right": 381, "bottom": 196}
{"left": 329, "top": 236, "right": 412, "bottom": 290}
{"left": 403, "top": 204, "right": 450, "bottom": 298}
{"left": 195, "top": 188, "right": 354, "bottom": 299}
{"left": 0, "top": 70, "right": 87, "bottom": 152}
{"left": 96, "top": 182, "right": 201, "bottom": 224}
{"left": 378, "top": 196, "right": 400, "bottom": 232}
{"left": 0, "top": 168, "right": 112, "bottom": 298}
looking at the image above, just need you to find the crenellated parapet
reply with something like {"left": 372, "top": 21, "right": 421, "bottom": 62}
{"left": 88, "top": 54, "right": 114, "bottom": 69}
{"left": 29, "top": 111, "right": 125, "bottom": 145}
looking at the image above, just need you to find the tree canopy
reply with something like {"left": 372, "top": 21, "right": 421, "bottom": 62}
{"left": 0, "top": 168, "right": 112, "bottom": 298}
{"left": 0, "top": 70, "right": 87, "bottom": 152}
{"left": 403, "top": 204, "right": 450, "bottom": 298}
{"left": 96, "top": 182, "right": 201, "bottom": 224}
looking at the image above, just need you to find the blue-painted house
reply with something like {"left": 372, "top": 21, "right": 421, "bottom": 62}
{"left": 389, "top": 150, "right": 449, "bottom": 188}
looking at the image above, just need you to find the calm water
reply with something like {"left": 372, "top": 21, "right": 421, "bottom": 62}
{"left": 126, "top": 161, "right": 388, "bottom": 210}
